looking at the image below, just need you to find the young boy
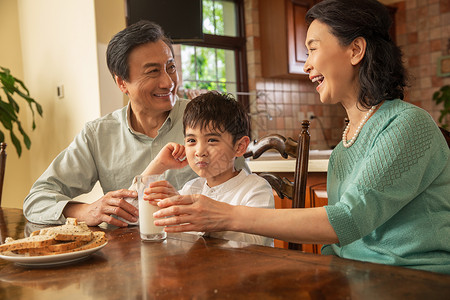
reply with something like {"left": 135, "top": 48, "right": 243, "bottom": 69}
{"left": 134, "top": 91, "right": 274, "bottom": 246}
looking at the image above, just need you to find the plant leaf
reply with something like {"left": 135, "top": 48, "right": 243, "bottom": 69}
{"left": 13, "top": 76, "right": 31, "bottom": 96}
{"left": 0, "top": 97, "right": 18, "bottom": 118}
{"left": 0, "top": 66, "right": 43, "bottom": 156}
{"left": 9, "top": 130, "right": 22, "bottom": 157}
{"left": 17, "top": 123, "right": 31, "bottom": 149}
{"left": 0, "top": 69, "right": 16, "bottom": 93}
{"left": 35, "top": 102, "right": 43, "bottom": 116}
{"left": 438, "top": 110, "right": 445, "bottom": 123}
{"left": 0, "top": 109, "right": 14, "bottom": 130}
{"left": 5, "top": 91, "right": 20, "bottom": 113}
{"left": 432, "top": 91, "right": 439, "bottom": 100}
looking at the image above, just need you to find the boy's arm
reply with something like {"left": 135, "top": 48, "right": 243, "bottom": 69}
{"left": 141, "top": 142, "right": 188, "bottom": 176}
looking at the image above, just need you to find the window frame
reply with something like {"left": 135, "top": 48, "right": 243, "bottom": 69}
{"left": 181, "top": 0, "right": 249, "bottom": 109}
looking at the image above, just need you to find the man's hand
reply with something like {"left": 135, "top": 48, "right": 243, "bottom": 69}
{"left": 63, "top": 189, "right": 139, "bottom": 227}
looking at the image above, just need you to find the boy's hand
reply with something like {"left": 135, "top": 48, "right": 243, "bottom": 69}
{"left": 141, "top": 142, "right": 188, "bottom": 175}
{"left": 144, "top": 180, "right": 179, "bottom": 204}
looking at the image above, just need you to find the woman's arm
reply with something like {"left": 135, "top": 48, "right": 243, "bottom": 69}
{"left": 233, "top": 205, "right": 338, "bottom": 245}
{"left": 154, "top": 194, "right": 339, "bottom": 245}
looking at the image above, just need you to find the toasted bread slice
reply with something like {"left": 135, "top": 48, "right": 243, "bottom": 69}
{"left": 52, "top": 231, "right": 93, "bottom": 242}
{"left": 37, "top": 221, "right": 93, "bottom": 242}
{"left": 0, "top": 235, "right": 56, "bottom": 252}
{"left": 47, "top": 239, "right": 89, "bottom": 252}
{"left": 67, "top": 231, "right": 106, "bottom": 252}
{"left": 14, "top": 239, "right": 91, "bottom": 256}
{"left": 14, "top": 247, "right": 53, "bottom": 256}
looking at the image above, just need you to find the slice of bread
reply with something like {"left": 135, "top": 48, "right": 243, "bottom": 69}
{"left": 67, "top": 231, "right": 106, "bottom": 252}
{"left": 15, "top": 238, "right": 93, "bottom": 256}
{"left": 47, "top": 239, "right": 89, "bottom": 252}
{"left": 0, "top": 235, "right": 56, "bottom": 252}
{"left": 36, "top": 221, "right": 93, "bottom": 242}
{"left": 15, "top": 247, "right": 53, "bottom": 256}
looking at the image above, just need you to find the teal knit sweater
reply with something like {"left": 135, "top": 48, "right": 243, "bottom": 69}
{"left": 323, "top": 99, "right": 450, "bottom": 274}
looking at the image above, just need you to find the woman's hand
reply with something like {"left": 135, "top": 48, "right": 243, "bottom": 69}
{"left": 153, "top": 194, "right": 234, "bottom": 232}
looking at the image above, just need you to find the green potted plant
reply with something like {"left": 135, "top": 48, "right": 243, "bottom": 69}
{"left": 432, "top": 85, "right": 450, "bottom": 130}
{"left": 0, "top": 67, "right": 43, "bottom": 156}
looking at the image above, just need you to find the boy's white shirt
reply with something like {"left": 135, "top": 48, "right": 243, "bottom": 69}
{"left": 122, "top": 169, "right": 275, "bottom": 247}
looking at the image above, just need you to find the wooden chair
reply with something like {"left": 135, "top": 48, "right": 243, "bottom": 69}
{"left": 244, "top": 120, "right": 310, "bottom": 251}
{"left": 0, "top": 143, "right": 6, "bottom": 205}
{"left": 439, "top": 127, "right": 450, "bottom": 148}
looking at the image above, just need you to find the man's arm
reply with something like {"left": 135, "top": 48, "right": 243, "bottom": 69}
{"left": 24, "top": 128, "right": 99, "bottom": 224}
{"left": 23, "top": 126, "right": 140, "bottom": 226}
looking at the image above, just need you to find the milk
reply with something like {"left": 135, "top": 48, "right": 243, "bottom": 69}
{"left": 136, "top": 174, "right": 167, "bottom": 241}
{"left": 138, "top": 200, "right": 162, "bottom": 235}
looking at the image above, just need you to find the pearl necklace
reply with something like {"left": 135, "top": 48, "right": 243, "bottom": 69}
{"left": 342, "top": 105, "right": 378, "bottom": 148}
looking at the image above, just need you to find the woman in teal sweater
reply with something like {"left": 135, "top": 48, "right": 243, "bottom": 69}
{"left": 324, "top": 99, "right": 449, "bottom": 273}
{"left": 151, "top": 0, "right": 450, "bottom": 274}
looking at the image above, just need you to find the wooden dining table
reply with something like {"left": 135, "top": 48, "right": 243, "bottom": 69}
{"left": 0, "top": 207, "right": 449, "bottom": 299}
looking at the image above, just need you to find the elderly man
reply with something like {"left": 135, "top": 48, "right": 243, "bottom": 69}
{"left": 24, "top": 21, "right": 247, "bottom": 227}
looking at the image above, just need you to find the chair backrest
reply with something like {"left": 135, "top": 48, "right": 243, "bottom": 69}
{"left": 439, "top": 127, "right": 450, "bottom": 148}
{"left": 244, "top": 120, "right": 310, "bottom": 250}
{"left": 0, "top": 142, "right": 6, "bottom": 205}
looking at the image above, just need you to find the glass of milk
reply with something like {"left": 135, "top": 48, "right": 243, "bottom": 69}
{"left": 136, "top": 174, "right": 167, "bottom": 242}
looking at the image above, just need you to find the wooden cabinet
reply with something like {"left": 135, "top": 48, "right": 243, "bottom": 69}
{"left": 259, "top": 1, "right": 396, "bottom": 79}
{"left": 259, "top": 0, "right": 316, "bottom": 78}
{"left": 272, "top": 172, "right": 328, "bottom": 252}
{"left": 302, "top": 173, "right": 327, "bottom": 254}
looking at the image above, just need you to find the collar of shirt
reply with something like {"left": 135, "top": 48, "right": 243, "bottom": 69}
{"left": 201, "top": 169, "right": 249, "bottom": 196}
{"left": 125, "top": 96, "right": 181, "bottom": 140}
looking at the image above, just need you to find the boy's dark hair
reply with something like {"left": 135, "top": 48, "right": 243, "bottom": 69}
{"left": 306, "top": 0, "right": 407, "bottom": 108}
{"left": 106, "top": 20, "right": 174, "bottom": 82}
{"left": 183, "top": 91, "right": 249, "bottom": 144}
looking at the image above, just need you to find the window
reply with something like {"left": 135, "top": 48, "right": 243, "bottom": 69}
{"left": 179, "top": 0, "right": 248, "bottom": 107}
{"left": 203, "top": 0, "right": 238, "bottom": 36}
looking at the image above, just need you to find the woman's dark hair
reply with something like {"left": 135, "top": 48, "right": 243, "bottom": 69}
{"left": 183, "top": 91, "right": 249, "bottom": 144}
{"left": 306, "top": 0, "right": 407, "bottom": 108}
{"left": 106, "top": 20, "right": 174, "bottom": 82}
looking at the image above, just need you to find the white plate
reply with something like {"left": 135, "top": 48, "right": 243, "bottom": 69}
{"left": 0, "top": 242, "right": 107, "bottom": 267}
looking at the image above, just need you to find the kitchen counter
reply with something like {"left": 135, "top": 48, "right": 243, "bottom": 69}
{"left": 246, "top": 150, "right": 331, "bottom": 173}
